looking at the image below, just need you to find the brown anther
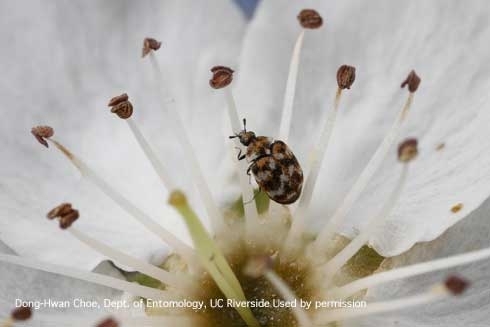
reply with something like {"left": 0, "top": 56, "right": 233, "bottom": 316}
{"left": 436, "top": 143, "right": 445, "bottom": 151}
{"left": 31, "top": 126, "right": 54, "bottom": 148}
{"left": 451, "top": 203, "right": 463, "bottom": 213}
{"left": 96, "top": 317, "right": 119, "bottom": 327}
{"left": 47, "top": 203, "right": 79, "bottom": 229}
{"left": 209, "top": 66, "right": 234, "bottom": 89}
{"left": 46, "top": 203, "right": 72, "bottom": 219}
{"left": 297, "top": 9, "right": 323, "bottom": 29}
{"left": 108, "top": 93, "right": 133, "bottom": 119}
{"left": 401, "top": 70, "right": 421, "bottom": 93}
{"left": 142, "top": 37, "right": 161, "bottom": 58}
{"left": 108, "top": 93, "right": 129, "bottom": 107}
{"left": 445, "top": 275, "right": 469, "bottom": 295}
{"left": 11, "top": 306, "right": 32, "bottom": 321}
{"left": 398, "top": 138, "right": 418, "bottom": 163}
{"left": 243, "top": 255, "right": 273, "bottom": 278}
{"left": 336, "top": 65, "right": 356, "bottom": 90}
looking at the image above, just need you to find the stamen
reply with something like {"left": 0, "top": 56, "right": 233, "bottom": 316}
{"left": 146, "top": 50, "right": 224, "bottom": 232}
{"left": 321, "top": 138, "right": 417, "bottom": 275}
{"left": 168, "top": 190, "right": 260, "bottom": 327}
{"left": 331, "top": 246, "right": 489, "bottom": 299}
{"left": 279, "top": 9, "right": 323, "bottom": 143}
{"left": 11, "top": 307, "right": 32, "bottom": 322}
{"left": 0, "top": 253, "right": 174, "bottom": 300}
{"left": 142, "top": 37, "right": 162, "bottom": 58}
{"left": 34, "top": 130, "right": 195, "bottom": 264}
{"left": 108, "top": 93, "right": 133, "bottom": 119}
{"left": 285, "top": 65, "right": 355, "bottom": 258}
{"left": 96, "top": 317, "right": 119, "bottom": 327}
{"left": 107, "top": 93, "right": 176, "bottom": 190}
{"left": 244, "top": 256, "right": 313, "bottom": 327}
{"left": 316, "top": 281, "right": 456, "bottom": 324}
{"left": 312, "top": 70, "right": 421, "bottom": 254}
{"left": 46, "top": 203, "right": 195, "bottom": 290}
{"left": 0, "top": 306, "right": 32, "bottom": 327}
{"left": 209, "top": 66, "right": 234, "bottom": 89}
{"left": 31, "top": 126, "right": 54, "bottom": 148}
{"left": 297, "top": 9, "right": 323, "bottom": 29}
{"left": 212, "top": 66, "right": 259, "bottom": 233}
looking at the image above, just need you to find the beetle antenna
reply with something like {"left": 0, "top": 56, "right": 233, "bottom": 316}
{"left": 243, "top": 118, "right": 247, "bottom": 132}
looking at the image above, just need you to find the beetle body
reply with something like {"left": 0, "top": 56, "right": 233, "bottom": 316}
{"left": 230, "top": 121, "right": 303, "bottom": 204}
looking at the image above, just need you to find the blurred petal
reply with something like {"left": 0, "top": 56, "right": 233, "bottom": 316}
{"left": 0, "top": 251, "right": 122, "bottom": 324}
{"left": 348, "top": 198, "right": 490, "bottom": 326}
{"left": 0, "top": 0, "right": 246, "bottom": 268}
{"left": 234, "top": 0, "right": 490, "bottom": 255}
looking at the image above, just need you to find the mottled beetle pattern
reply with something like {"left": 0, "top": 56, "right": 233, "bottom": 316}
{"left": 230, "top": 119, "right": 303, "bottom": 204}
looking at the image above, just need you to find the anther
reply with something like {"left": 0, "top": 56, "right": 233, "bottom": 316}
{"left": 31, "top": 126, "right": 54, "bottom": 148}
{"left": 451, "top": 203, "right": 463, "bottom": 213}
{"left": 445, "top": 275, "right": 469, "bottom": 295}
{"left": 96, "top": 317, "right": 119, "bottom": 327}
{"left": 398, "top": 138, "right": 418, "bottom": 162}
{"left": 11, "top": 306, "right": 32, "bottom": 321}
{"left": 108, "top": 93, "right": 133, "bottom": 119}
{"left": 336, "top": 65, "right": 356, "bottom": 90}
{"left": 47, "top": 203, "right": 79, "bottom": 229}
{"left": 209, "top": 66, "right": 234, "bottom": 89}
{"left": 142, "top": 37, "right": 161, "bottom": 58}
{"left": 107, "top": 93, "right": 128, "bottom": 107}
{"left": 401, "top": 70, "right": 421, "bottom": 93}
{"left": 297, "top": 9, "right": 323, "bottom": 29}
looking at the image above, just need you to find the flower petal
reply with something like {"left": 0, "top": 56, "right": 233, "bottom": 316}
{"left": 0, "top": 1, "right": 246, "bottom": 268}
{"left": 234, "top": 0, "right": 490, "bottom": 255}
{"left": 349, "top": 198, "right": 490, "bottom": 326}
{"left": 0, "top": 252, "right": 122, "bottom": 324}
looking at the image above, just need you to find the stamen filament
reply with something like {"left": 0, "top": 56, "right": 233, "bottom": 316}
{"left": 314, "top": 93, "right": 414, "bottom": 252}
{"left": 332, "top": 246, "right": 490, "bottom": 299}
{"left": 69, "top": 227, "right": 196, "bottom": 290}
{"left": 126, "top": 118, "right": 176, "bottom": 191}
{"left": 278, "top": 30, "right": 305, "bottom": 143}
{"left": 0, "top": 253, "right": 174, "bottom": 300}
{"left": 264, "top": 270, "right": 312, "bottom": 327}
{"left": 316, "top": 284, "right": 447, "bottom": 324}
{"left": 322, "top": 164, "right": 409, "bottom": 276}
{"left": 168, "top": 190, "right": 260, "bottom": 327}
{"left": 148, "top": 53, "right": 224, "bottom": 232}
{"left": 284, "top": 88, "right": 343, "bottom": 257}
{"left": 48, "top": 139, "right": 196, "bottom": 265}
{"left": 224, "top": 88, "right": 259, "bottom": 230}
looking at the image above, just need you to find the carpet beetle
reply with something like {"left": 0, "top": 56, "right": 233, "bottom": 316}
{"left": 230, "top": 119, "right": 303, "bottom": 204}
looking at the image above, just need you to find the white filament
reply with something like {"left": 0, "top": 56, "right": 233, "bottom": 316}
{"left": 284, "top": 90, "right": 342, "bottom": 257}
{"left": 314, "top": 93, "right": 414, "bottom": 252}
{"left": 315, "top": 286, "right": 447, "bottom": 324}
{"left": 49, "top": 139, "right": 196, "bottom": 265}
{"left": 149, "top": 53, "right": 224, "bottom": 232}
{"left": 332, "top": 245, "right": 490, "bottom": 299}
{"left": 278, "top": 30, "right": 305, "bottom": 143}
{"left": 224, "top": 88, "right": 260, "bottom": 231}
{"left": 322, "top": 164, "right": 409, "bottom": 276}
{"left": 69, "top": 227, "right": 195, "bottom": 290}
{"left": 0, "top": 253, "right": 174, "bottom": 300}
{"left": 264, "top": 270, "right": 312, "bottom": 327}
{"left": 126, "top": 118, "right": 176, "bottom": 191}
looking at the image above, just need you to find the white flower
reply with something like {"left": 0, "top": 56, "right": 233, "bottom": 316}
{"left": 2, "top": 0, "right": 490, "bottom": 326}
